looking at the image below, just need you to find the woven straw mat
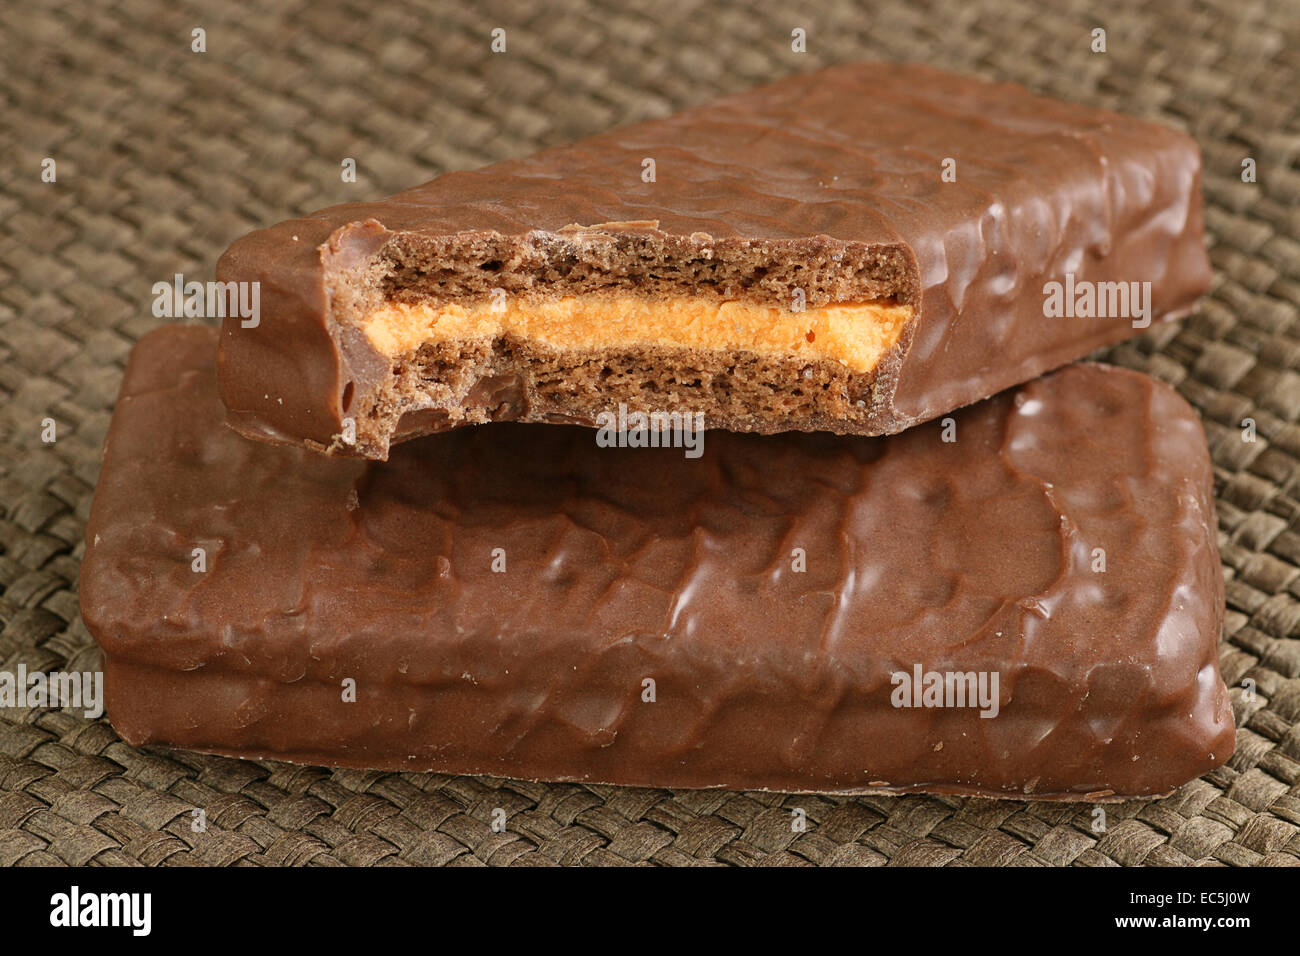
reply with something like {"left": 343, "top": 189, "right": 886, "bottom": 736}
{"left": 1, "top": 0, "right": 1299, "bottom": 867}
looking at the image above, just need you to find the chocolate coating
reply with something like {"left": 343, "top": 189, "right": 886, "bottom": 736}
{"left": 82, "top": 326, "right": 1234, "bottom": 798}
{"left": 217, "top": 62, "right": 1211, "bottom": 458}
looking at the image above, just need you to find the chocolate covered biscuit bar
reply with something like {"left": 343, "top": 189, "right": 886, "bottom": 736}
{"left": 217, "top": 63, "right": 1211, "bottom": 460}
{"left": 83, "top": 325, "right": 1234, "bottom": 798}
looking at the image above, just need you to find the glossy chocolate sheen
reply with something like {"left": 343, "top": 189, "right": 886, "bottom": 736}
{"left": 217, "top": 62, "right": 1211, "bottom": 457}
{"left": 82, "top": 326, "right": 1234, "bottom": 798}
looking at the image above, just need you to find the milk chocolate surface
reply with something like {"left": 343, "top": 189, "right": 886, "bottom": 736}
{"left": 216, "top": 62, "right": 1211, "bottom": 459}
{"left": 82, "top": 326, "right": 1233, "bottom": 798}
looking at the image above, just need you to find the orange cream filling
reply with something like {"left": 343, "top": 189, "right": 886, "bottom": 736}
{"left": 360, "top": 296, "right": 913, "bottom": 373}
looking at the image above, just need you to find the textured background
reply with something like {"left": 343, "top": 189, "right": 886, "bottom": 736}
{"left": 2, "top": 0, "right": 1299, "bottom": 866}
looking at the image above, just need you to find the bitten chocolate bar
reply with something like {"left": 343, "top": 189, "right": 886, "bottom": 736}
{"left": 216, "top": 62, "right": 1211, "bottom": 460}
{"left": 83, "top": 326, "right": 1234, "bottom": 798}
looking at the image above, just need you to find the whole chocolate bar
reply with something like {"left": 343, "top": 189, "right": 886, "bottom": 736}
{"left": 216, "top": 63, "right": 1211, "bottom": 459}
{"left": 83, "top": 325, "right": 1234, "bottom": 798}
